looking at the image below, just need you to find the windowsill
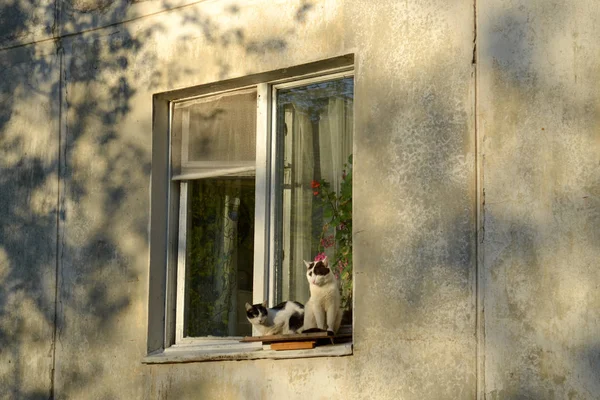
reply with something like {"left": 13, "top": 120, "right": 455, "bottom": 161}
{"left": 142, "top": 342, "right": 353, "bottom": 364}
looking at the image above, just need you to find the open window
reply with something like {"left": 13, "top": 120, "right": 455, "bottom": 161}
{"left": 147, "top": 66, "right": 354, "bottom": 361}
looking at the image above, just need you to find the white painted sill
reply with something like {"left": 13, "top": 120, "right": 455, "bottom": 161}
{"left": 142, "top": 342, "right": 353, "bottom": 364}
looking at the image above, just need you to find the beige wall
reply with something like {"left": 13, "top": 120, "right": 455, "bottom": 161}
{"left": 479, "top": 1, "right": 600, "bottom": 398}
{"left": 0, "top": 0, "right": 598, "bottom": 399}
{"left": 0, "top": 41, "right": 60, "bottom": 399}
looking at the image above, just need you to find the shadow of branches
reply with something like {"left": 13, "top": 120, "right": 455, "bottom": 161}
{"left": 2, "top": 1, "right": 595, "bottom": 399}
{"left": 0, "top": 0, "right": 314, "bottom": 398}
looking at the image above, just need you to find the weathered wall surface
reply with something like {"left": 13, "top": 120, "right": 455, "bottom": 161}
{"left": 347, "top": 0, "right": 477, "bottom": 398}
{"left": 0, "top": 0, "right": 55, "bottom": 48}
{"left": 479, "top": 1, "right": 600, "bottom": 399}
{"left": 0, "top": 41, "right": 60, "bottom": 399}
{"left": 0, "top": 0, "right": 598, "bottom": 399}
{"left": 53, "top": 1, "right": 476, "bottom": 398}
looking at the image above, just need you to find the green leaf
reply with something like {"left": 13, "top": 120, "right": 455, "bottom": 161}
{"left": 341, "top": 182, "right": 352, "bottom": 199}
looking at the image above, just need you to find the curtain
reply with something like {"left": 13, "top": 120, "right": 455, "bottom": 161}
{"left": 212, "top": 186, "right": 240, "bottom": 336}
{"left": 281, "top": 95, "right": 352, "bottom": 304}
{"left": 281, "top": 105, "right": 314, "bottom": 303}
{"left": 173, "top": 88, "right": 257, "bottom": 175}
{"left": 319, "top": 97, "right": 353, "bottom": 194}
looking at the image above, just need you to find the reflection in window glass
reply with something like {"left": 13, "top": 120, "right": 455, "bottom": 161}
{"left": 172, "top": 89, "right": 257, "bottom": 174}
{"left": 275, "top": 77, "right": 353, "bottom": 317}
{"left": 184, "top": 178, "right": 255, "bottom": 337}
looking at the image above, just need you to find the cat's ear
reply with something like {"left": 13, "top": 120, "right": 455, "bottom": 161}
{"left": 261, "top": 300, "right": 268, "bottom": 308}
{"left": 322, "top": 256, "right": 328, "bottom": 266}
{"left": 245, "top": 302, "right": 252, "bottom": 312}
{"left": 304, "top": 260, "right": 312, "bottom": 269}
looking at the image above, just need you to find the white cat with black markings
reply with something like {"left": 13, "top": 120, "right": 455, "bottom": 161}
{"left": 245, "top": 300, "right": 304, "bottom": 336}
{"left": 302, "top": 256, "right": 342, "bottom": 334}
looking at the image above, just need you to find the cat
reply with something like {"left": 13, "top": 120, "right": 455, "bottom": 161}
{"left": 302, "top": 256, "right": 342, "bottom": 334}
{"left": 245, "top": 300, "right": 304, "bottom": 336}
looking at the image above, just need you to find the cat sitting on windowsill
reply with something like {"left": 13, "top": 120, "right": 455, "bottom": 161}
{"left": 302, "top": 256, "right": 342, "bottom": 335}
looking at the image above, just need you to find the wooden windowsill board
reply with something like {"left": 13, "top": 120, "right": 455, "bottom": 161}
{"left": 240, "top": 327, "right": 352, "bottom": 349}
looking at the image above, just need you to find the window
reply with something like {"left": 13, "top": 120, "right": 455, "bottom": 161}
{"left": 147, "top": 65, "right": 354, "bottom": 361}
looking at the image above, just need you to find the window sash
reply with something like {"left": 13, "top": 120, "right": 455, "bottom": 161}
{"left": 175, "top": 181, "right": 187, "bottom": 342}
{"left": 173, "top": 83, "right": 269, "bottom": 343}
{"left": 268, "top": 70, "right": 354, "bottom": 306}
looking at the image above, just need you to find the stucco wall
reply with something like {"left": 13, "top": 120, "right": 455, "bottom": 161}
{"left": 479, "top": 1, "right": 600, "bottom": 398}
{"left": 0, "top": 0, "right": 598, "bottom": 399}
{"left": 0, "top": 41, "right": 59, "bottom": 399}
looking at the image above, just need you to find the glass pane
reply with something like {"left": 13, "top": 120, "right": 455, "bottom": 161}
{"left": 172, "top": 89, "right": 257, "bottom": 173}
{"left": 184, "top": 178, "right": 255, "bottom": 337}
{"left": 275, "top": 77, "right": 353, "bottom": 317}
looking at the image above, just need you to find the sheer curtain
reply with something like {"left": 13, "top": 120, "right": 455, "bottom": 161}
{"left": 319, "top": 97, "right": 353, "bottom": 194}
{"left": 282, "top": 105, "right": 314, "bottom": 303}
{"left": 280, "top": 89, "right": 353, "bottom": 305}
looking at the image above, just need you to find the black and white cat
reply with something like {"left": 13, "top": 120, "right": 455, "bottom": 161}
{"left": 245, "top": 300, "right": 304, "bottom": 336}
{"left": 302, "top": 256, "right": 342, "bottom": 334}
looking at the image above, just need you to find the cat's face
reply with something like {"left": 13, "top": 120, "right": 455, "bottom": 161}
{"left": 304, "top": 257, "right": 333, "bottom": 286}
{"left": 245, "top": 301, "right": 268, "bottom": 325}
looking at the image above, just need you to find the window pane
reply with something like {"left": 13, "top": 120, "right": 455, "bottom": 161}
{"left": 172, "top": 89, "right": 257, "bottom": 174}
{"left": 184, "top": 178, "right": 255, "bottom": 337}
{"left": 275, "top": 77, "right": 353, "bottom": 314}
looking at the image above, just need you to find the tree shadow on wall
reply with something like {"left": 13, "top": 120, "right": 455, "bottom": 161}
{"left": 354, "top": 3, "right": 599, "bottom": 399}
{"left": 0, "top": 1, "right": 314, "bottom": 399}
{"left": 479, "top": 7, "right": 600, "bottom": 400}
{"left": 0, "top": 13, "right": 149, "bottom": 400}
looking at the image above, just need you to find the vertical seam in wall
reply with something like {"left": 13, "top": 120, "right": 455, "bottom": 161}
{"left": 473, "top": 0, "right": 485, "bottom": 398}
{"left": 50, "top": 37, "right": 64, "bottom": 400}
{"left": 51, "top": 0, "right": 60, "bottom": 38}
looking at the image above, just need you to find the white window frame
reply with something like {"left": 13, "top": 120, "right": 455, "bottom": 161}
{"left": 267, "top": 71, "right": 354, "bottom": 306}
{"left": 144, "top": 66, "right": 354, "bottom": 362}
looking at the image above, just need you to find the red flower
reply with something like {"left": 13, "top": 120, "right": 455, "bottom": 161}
{"left": 311, "top": 180, "right": 320, "bottom": 189}
{"left": 320, "top": 235, "right": 335, "bottom": 248}
{"left": 314, "top": 252, "right": 327, "bottom": 262}
{"left": 313, "top": 191, "right": 319, "bottom": 196}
